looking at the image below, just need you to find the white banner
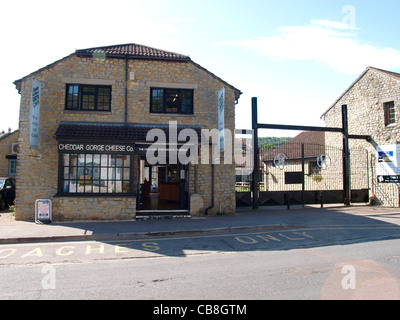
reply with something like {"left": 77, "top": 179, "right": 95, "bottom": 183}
{"left": 217, "top": 87, "right": 225, "bottom": 153}
{"left": 377, "top": 144, "right": 400, "bottom": 183}
{"left": 29, "top": 78, "right": 42, "bottom": 149}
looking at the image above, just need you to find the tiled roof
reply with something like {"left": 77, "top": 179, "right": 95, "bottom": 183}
{"left": 76, "top": 43, "right": 191, "bottom": 62}
{"left": 263, "top": 131, "right": 325, "bottom": 162}
{"left": 55, "top": 122, "right": 202, "bottom": 142}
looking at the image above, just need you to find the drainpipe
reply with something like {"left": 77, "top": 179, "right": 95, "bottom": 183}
{"left": 205, "top": 164, "right": 215, "bottom": 215}
{"left": 124, "top": 55, "right": 129, "bottom": 126}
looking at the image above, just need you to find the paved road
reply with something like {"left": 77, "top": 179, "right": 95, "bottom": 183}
{"left": 1, "top": 225, "right": 400, "bottom": 300}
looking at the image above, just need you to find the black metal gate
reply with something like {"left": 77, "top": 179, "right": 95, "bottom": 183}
{"left": 236, "top": 140, "right": 370, "bottom": 207}
{"left": 235, "top": 98, "right": 371, "bottom": 209}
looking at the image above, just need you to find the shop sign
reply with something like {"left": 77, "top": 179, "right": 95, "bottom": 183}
{"left": 29, "top": 78, "right": 42, "bottom": 150}
{"left": 58, "top": 142, "right": 135, "bottom": 154}
{"left": 217, "top": 87, "right": 225, "bottom": 153}
{"left": 376, "top": 144, "right": 400, "bottom": 183}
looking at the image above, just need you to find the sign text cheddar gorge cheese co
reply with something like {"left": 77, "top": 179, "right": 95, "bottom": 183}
{"left": 58, "top": 142, "right": 135, "bottom": 154}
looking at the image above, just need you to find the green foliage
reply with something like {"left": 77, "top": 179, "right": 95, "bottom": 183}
{"left": 258, "top": 137, "right": 292, "bottom": 149}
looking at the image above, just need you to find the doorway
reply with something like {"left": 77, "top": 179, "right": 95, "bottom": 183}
{"left": 137, "top": 159, "right": 189, "bottom": 214}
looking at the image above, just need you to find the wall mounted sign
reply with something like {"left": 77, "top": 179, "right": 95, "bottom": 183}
{"left": 58, "top": 142, "right": 135, "bottom": 154}
{"left": 29, "top": 78, "right": 42, "bottom": 149}
{"left": 376, "top": 144, "right": 400, "bottom": 183}
{"left": 217, "top": 87, "right": 225, "bottom": 153}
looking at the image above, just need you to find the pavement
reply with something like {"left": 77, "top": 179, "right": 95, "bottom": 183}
{"left": 1, "top": 204, "right": 400, "bottom": 244}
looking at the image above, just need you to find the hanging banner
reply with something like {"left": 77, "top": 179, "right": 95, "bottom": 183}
{"left": 377, "top": 144, "right": 400, "bottom": 183}
{"left": 217, "top": 87, "right": 225, "bottom": 153}
{"left": 29, "top": 78, "right": 42, "bottom": 149}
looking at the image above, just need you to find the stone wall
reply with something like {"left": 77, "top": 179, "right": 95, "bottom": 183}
{"left": 323, "top": 68, "right": 400, "bottom": 207}
{"left": 15, "top": 53, "right": 238, "bottom": 221}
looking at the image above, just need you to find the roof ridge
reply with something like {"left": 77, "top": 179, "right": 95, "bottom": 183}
{"left": 368, "top": 66, "right": 400, "bottom": 79}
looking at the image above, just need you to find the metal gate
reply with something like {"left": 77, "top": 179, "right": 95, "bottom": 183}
{"left": 235, "top": 98, "right": 372, "bottom": 209}
{"left": 236, "top": 139, "right": 370, "bottom": 207}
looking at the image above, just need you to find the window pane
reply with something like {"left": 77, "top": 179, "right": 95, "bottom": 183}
{"left": 116, "top": 157, "right": 123, "bottom": 167}
{"left": 66, "top": 85, "right": 79, "bottom": 109}
{"left": 116, "top": 181, "right": 122, "bottom": 193}
{"left": 93, "top": 155, "right": 101, "bottom": 166}
{"left": 101, "top": 168, "right": 108, "bottom": 180}
{"left": 64, "top": 167, "right": 69, "bottom": 179}
{"left": 69, "top": 181, "right": 77, "bottom": 193}
{"left": 123, "top": 168, "right": 130, "bottom": 180}
{"left": 63, "top": 154, "right": 70, "bottom": 166}
{"left": 100, "top": 180, "right": 108, "bottom": 193}
{"left": 181, "top": 90, "right": 193, "bottom": 114}
{"left": 123, "top": 182, "right": 130, "bottom": 193}
{"left": 151, "top": 88, "right": 164, "bottom": 113}
{"left": 78, "top": 155, "right": 85, "bottom": 166}
{"left": 165, "top": 89, "right": 180, "bottom": 113}
{"left": 108, "top": 167, "right": 116, "bottom": 180}
{"left": 101, "top": 155, "right": 108, "bottom": 166}
{"left": 86, "top": 154, "right": 93, "bottom": 164}
{"left": 108, "top": 181, "right": 115, "bottom": 193}
{"left": 123, "top": 155, "right": 130, "bottom": 168}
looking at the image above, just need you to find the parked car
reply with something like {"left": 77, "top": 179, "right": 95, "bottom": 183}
{"left": 0, "top": 177, "right": 16, "bottom": 211}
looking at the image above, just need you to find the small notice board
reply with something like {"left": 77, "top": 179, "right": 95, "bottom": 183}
{"left": 35, "top": 199, "right": 52, "bottom": 224}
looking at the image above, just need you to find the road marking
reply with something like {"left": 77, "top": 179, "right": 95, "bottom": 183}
{"left": 1, "top": 226, "right": 400, "bottom": 264}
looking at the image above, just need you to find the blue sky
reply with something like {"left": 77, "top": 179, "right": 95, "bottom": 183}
{"left": 2, "top": 0, "right": 400, "bottom": 137}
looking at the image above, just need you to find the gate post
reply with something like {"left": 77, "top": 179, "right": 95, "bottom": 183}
{"left": 252, "top": 97, "right": 259, "bottom": 209}
{"left": 342, "top": 105, "right": 351, "bottom": 206}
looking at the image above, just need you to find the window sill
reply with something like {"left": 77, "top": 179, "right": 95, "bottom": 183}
{"left": 149, "top": 113, "right": 194, "bottom": 116}
{"left": 55, "top": 193, "right": 135, "bottom": 198}
{"left": 64, "top": 110, "right": 112, "bottom": 114}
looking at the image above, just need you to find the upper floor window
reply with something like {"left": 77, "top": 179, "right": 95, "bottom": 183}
{"left": 384, "top": 101, "right": 396, "bottom": 126}
{"left": 66, "top": 84, "right": 111, "bottom": 112}
{"left": 150, "top": 88, "right": 193, "bottom": 114}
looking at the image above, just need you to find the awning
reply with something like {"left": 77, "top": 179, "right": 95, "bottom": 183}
{"left": 55, "top": 122, "right": 202, "bottom": 142}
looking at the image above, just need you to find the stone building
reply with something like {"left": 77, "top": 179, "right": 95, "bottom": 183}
{"left": 13, "top": 43, "right": 242, "bottom": 221}
{"left": 262, "top": 131, "right": 326, "bottom": 192}
{"left": 321, "top": 66, "right": 400, "bottom": 207}
{"left": 0, "top": 129, "right": 19, "bottom": 177}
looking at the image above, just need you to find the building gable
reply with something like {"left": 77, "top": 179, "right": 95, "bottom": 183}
{"left": 321, "top": 67, "right": 400, "bottom": 120}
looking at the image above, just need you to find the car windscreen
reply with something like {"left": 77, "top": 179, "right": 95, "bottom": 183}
{"left": 0, "top": 180, "right": 4, "bottom": 189}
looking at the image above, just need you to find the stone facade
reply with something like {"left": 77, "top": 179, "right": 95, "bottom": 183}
{"left": 322, "top": 67, "right": 400, "bottom": 207}
{"left": 14, "top": 44, "right": 241, "bottom": 221}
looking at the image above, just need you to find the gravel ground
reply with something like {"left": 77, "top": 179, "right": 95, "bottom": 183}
{"left": 0, "top": 209, "right": 15, "bottom": 222}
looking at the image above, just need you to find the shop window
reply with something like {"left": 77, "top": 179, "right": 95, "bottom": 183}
{"left": 65, "top": 84, "right": 111, "bottom": 111}
{"left": 60, "top": 153, "right": 131, "bottom": 195}
{"left": 384, "top": 101, "right": 396, "bottom": 126}
{"left": 150, "top": 88, "right": 193, "bottom": 114}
